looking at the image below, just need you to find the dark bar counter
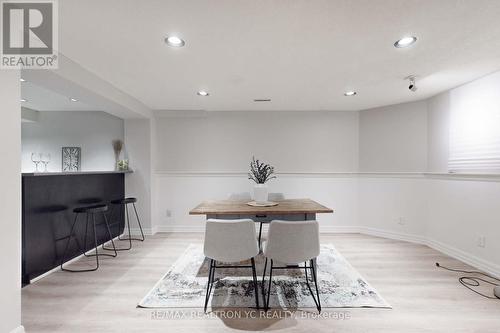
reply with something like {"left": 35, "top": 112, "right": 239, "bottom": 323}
{"left": 22, "top": 171, "right": 131, "bottom": 285}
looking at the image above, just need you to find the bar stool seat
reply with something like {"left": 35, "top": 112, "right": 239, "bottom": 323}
{"left": 61, "top": 204, "right": 117, "bottom": 272}
{"left": 111, "top": 197, "right": 137, "bottom": 205}
{"left": 73, "top": 204, "right": 108, "bottom": 214}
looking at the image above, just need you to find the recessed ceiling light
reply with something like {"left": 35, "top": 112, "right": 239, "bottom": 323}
{"left": 344, "top": 91, "right": 357, "bottom": 96}
{"left": 197, "top": 90, "right": 209, "bottom": 96}
{"left": 20, "top": 78, "right": 26, "bottom": 82}
{"left": 165, "top": 35, "right": 185, "bottom": 47}
{"left": 394, "top": 36, "right": 417, "bottom": 48}
{"left": 21, "top": 98, "right": 27, "bottom": 102}
{"left": 70, "top": 98, "right": 78, "bottom": 102}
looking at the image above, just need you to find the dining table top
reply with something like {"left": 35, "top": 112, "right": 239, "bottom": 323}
{"left": 189, "top": 198, "right": 333, "bottom": 215}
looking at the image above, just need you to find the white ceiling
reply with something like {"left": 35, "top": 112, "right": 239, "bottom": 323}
{"left": 21, "top": 81, "right": 97, "bottom": 111}
{"left": 54, "top": 0, "right": 500, "bottom": 112}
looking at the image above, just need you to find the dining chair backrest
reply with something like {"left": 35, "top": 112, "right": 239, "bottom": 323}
{"left": 264, "top": 220, "right": 320, "bottom": 264}
{"left": 268, "top": 193, "right": 285, "bottom": 201}
{"left": 227, "top": 192, "right": 252, "bottom": 201}
{"left": 204, "top": 219, "right": 259, "bottom": 262}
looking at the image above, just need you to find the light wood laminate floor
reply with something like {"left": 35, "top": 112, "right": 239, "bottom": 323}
{"left": 22, "top": 233, "right": 500, "bottom": 333}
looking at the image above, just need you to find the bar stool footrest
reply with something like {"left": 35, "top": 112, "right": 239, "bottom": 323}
{"left": 103, "top": 245, "right": 131, "bottom": 251}
{"left": 119, "top": 237, "right": 145, "bottom": 242}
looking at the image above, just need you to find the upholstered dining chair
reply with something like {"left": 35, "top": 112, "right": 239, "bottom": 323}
{"left": 227, "top": 192, "right": 252, "bottom": 201}
{"left": 203, "top": 219, "right": 260, "bottom": 312}
{"left": 261, "top": 220, "right": 321, "bottom": 312}
{"left": 268, "top": 192, "right": 285, "bottom": 201}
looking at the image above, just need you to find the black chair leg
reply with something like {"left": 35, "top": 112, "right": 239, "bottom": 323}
{"left": 204, "top": 259, "right": 215, "bottom": 313}
{"left": 82, "top": 212, "right": 117, "bottom": 258}
{"left": 101, "top": 212, "right": 117, "bottom": 257}
{"left": 61, "top": 213, "right": 100, "bottom": 272}
{"left": 310, "top": 259, "right": 321, "bottom": 312}
{"left": 258, "top": 222, "right": 263, "bottom": 248}
{"left": 83, "top": 213, "right": 91, "bottom": 257}
{"left": 304, "top": 259, "right": 321, "bottom": 313}
{"left": 106, "top": 204, "right": 132, "bottom": 251}
{"left": 118, "top": 204, "right": 125, "bottom": 241}
{"left": 60, "top": 213, "right": 79, "bottom": 269}
{"left": 251, "top": 258, "right": 260, "bottom": 309}
{"left": 132, "top": 203, "right": 145, "bottom": 241}
{"left": 264, "top": 259, "right": 273, "bottom": 311}
{"left": 91, "top": 214, "right": 100, "bottom": 270}
{"left": 261, "top": 257, "right": 268, "bottom": 302}
{"left": 119, "top": 203, "right": 146, "bottom": 242}
{"left": 125, "top": 204, "right": 132, "bottom": 248}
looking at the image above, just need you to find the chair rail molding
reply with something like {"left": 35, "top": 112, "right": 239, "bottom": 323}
{"left": 155, "top": 171, "right": 500, "bottom": 181}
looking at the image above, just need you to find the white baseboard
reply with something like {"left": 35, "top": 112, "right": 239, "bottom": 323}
{"left": 425, "top": 237, "right": 500, "bottom": 278}
{"left": 10, "top": 325, "right": 25, "bottom": 333}
{"left": 359, "top": 227, "right": 500, "bottom": 278}
{"left": 319, "top": 225, "right": 362, "bottom": 234}
{"left": 128, "top": 227, "right": 157, "bottom": 236}
{"left": 360, "top": 227, "right": 427, "bottom": 245}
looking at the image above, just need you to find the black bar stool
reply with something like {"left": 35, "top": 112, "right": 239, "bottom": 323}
{"left": 61, "top": 204, "right": 117, "bottom": 272}
{"left": 104, "top": 197, "right": 145, "bottom": 251}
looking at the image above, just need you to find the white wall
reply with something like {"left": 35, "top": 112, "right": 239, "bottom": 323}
{"left": 357, "top": 71, "right": 500, "bottom": 276}
{"left": 155, "top": 174, "right": 359, "bottom": 232}
{"left": 427, "top": 92, "right": 450, "bottom": 172}
{"left": 359, "top": 175, "right": 428, "bottom": 238}
{"left": 155, "top": 111, "right": 359, "bottom": 172}
{"left": 0, "top": 72, "right": 23, "bottom": 332}
{"left": 359, "top": 101, "right": 428, "bottom": 172}
{"left": 21, "top": 111, "right": 124, "bottom": 172}
{"left": 149, "top": 72, "right": 500, "bottom": 277}
{"left": 153, "top": 111, "right": 360, "bottom": 232}
{"left": 427, "top": 177, "right": 500, "bottom": 272}
{"left": 125, "top": 119, "right": 153, "bottom": 233}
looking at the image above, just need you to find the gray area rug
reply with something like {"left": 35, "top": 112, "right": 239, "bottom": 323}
{"left": 139, "top": 244, "right": 390, "bottom": 310}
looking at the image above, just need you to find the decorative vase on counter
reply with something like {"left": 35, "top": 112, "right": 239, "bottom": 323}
{"left": 112, "top": 139, "right": 125, "bottom": 171}
{"left": 248, "top": 156, "right": 276, "bottom": 203}
{"left": 253, "top": 184, "right": 268, "bottom": 204}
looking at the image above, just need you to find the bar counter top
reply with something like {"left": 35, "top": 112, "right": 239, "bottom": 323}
{"left": 22, "top": 170, "right": 133, "bottom": 177}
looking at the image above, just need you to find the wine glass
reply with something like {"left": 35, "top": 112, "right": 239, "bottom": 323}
{"left": 31, "top": 152, "right": 41, "bottom": 172}
{"left": 40, "top": 153, "right": 51, "bottom": 172}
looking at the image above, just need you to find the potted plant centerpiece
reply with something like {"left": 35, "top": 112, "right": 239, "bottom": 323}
{"left": 248, "top": 157, "right": 276, "bottom": 204}
{"left": 112, "top": 140, "right": 129, "bottom": 171}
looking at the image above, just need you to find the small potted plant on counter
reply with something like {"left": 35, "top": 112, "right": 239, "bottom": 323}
{"left": 248, "top": 156, "right": 276, "bottom": 204}
{"left": 112, "top": 140, "right": 129, "bottom": 171}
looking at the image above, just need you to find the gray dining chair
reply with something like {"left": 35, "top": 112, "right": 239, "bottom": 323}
{"left": 268, "top": 192, "right": 285, "bottom": 201}
{"left": 203, "top": 219, "right": 260, "bottom": 312}
{"left": 261, "top": 220, "right": 321, "bottom": 312}
{"left": 227, "top": 192, "right": 252, "bottom": 201}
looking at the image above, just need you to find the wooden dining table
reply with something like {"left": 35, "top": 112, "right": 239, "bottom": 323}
{"left": 190, "top": 198, "right": 333, "bottom": 268}
{"left": 189, "top": 198, "right": 333, "bottom": 221}
{"left": 190, "top": 198, "right": 333, "bottom": 241}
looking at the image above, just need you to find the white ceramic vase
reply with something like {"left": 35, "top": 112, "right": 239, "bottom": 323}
{"left": 253, "top": 184, "right": 268, "bottom": 203}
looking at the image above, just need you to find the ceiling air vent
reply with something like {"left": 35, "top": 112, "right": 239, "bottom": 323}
{"left": 253, "top": 99, "right": 271, "bottom": 102}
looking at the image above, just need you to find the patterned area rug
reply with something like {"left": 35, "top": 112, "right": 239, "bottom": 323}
{"left": 139, "top": 244, "right": 390, "bottom": 310}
